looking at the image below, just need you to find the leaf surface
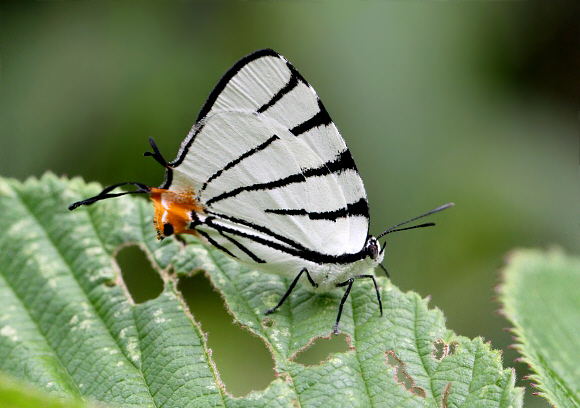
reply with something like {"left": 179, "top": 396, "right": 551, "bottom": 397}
{"left": 499, "top": 248, "right": 580, "bottom": 408}
{"left": 0, "top": 175, "right": 523, "bottom": 407}
{"left": 0, "top": 372, "right": 97, "bottom": 408}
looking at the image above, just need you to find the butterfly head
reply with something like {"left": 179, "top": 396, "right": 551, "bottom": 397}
{"left": 365, "top": 236, "right": 384, "bottom": 264}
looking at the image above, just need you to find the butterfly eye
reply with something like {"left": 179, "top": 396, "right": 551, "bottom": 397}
{"left": 366, "top": 237, "right": 379, "bottom": 260}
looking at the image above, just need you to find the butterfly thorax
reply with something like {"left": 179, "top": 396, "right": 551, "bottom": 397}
{"left": 150, "top": 188, "right": 202, "bottom": 239}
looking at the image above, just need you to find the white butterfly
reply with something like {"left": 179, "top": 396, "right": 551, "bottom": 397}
{"left": 70, "top": 49, "right": 452, "bottom": 334}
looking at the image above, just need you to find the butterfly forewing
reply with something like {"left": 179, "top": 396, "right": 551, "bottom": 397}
{"left": 164, "top": 50, "right": 370, "bottom": 267}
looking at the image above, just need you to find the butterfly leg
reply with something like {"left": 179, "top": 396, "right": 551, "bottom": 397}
{"left": 334, "top": 278, "right": 354, "bottom": 335}
{"left": 334, "top": 274, "right": 383, "bottom": 335}
{"left": 265, "top": 268, "right": 317, "bottom": 315}
{"left": 378, "top": 263, "right": 390, "bottom": 278}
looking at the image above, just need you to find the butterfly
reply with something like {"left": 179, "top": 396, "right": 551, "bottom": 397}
{"left": 69, "top": 49, "right": 452, "bottom": 334}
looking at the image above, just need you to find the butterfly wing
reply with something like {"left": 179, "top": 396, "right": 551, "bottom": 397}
{"left": 163, "top": 50, "right": 370, "bottom": 271}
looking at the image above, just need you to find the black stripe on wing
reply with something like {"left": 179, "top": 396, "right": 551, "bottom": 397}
{"left": 265, "top": 197, "right": 369, "bottom": 221}
{"left": 205, "top": 209, "right": 306, "bottom": 251}
{"left": 200, "top": 134, "right": 280, "bottom": 195}
{"left": 205, "top": 149, "right": 357, "bottom": 206}
{"left": 163, "top": 49, "right": 283, "bottom": 175}
{"left": 202, "top": 216, "right": 367, "bottom": 265}
{"left": 255, "top": 57, "right": 312, "bottom": 115}
{"left": 197, "top": 229, "right": 238, "bottom": 260}
{"left": 290, "top": 99, "right": 333, "bottom": 136}
{"left": 216, "top": 230, "right": 266, "bottom": 264}
{"left": 257, "top": 69, "right": 300, "bottom": 114}
{"left": 160, "top": 49, "right": 341, "bottom": 193}
{"left": 198, "top": 49, "right": 283, "bottom": 122}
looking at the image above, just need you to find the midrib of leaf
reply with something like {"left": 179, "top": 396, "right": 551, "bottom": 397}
{"left": 87, "top": 205, "right": 155, "bottom": 386}
{"left": 465, "top": 340, "right": 482, "bottom": 405}
{"left": 132, "top": 285, "right": 229, "bottom": 408}
{"left": 129, "top": 303, "right": 159, "bottom": 404}
{"left": 82, "top": 197, "right": 147, "bottom": 379}
{"left": 534, "top": 348, "right": 580, "bottom": 406}
{"left": 126, "top": 205, "right": 161, "bottom": 401}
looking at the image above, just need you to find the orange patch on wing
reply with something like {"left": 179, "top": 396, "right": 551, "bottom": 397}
{"left": 149, "top": 188, "right": 204, "bottom": 239}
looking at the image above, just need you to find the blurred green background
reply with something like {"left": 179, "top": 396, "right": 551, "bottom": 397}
{"left": 1, "top": 2, "right": 578, "bottom": 407}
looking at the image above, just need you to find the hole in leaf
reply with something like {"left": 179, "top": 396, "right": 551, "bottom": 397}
{"left": 432, "top": 339, "right": 459, "bottom": 361}
{"left": 178, "top": 272, "right": 275, "bottom": 397}
{"left": 115, "top": 245, "right": 163, "bottom": 304}
{"left": 385, "top": 350, "right": 426, "bottom": 398}
{"left": 448, "top": 341, "right": 458, "bottom": 355}
{"left": 262, "top": 318, "right": 275, "bottom": 329}
{"left": 293, "top": 334, "right": 350, "bottom": 366}
{"left": 433, "top": 339, "right": 446, "bottom": 360}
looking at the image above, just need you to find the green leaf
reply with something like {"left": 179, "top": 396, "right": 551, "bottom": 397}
{"left": 499, "top": 248, "right": 580, "bottom": 408}
{"left": 0, "top": 174, "right": 523, "bottom": 407}
{"left": 0, "top": 372, "right": 101, "bottom": 408}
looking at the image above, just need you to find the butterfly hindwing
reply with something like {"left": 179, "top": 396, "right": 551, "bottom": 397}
{"left": 163, "top": 50, "right": 370, "bottom": 267}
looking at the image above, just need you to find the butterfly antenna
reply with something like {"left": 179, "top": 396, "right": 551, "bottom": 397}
{"left": 68, "top": 182, "right": 151, "bottom": 210}
{"left": 144, "top": 137, "right": 170, "bottom": 168}
{"left": 377, "top": 203, "right": 454, "bottom": 239}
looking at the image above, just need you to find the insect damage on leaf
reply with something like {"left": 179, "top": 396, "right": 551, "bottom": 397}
{"left": 115, "top": 245, "right": 164, "bottom": 304}
{"left": 432, "top": 338, "right": 459, "bottom": 361}
{"left": 385, "top": 350, "right": 427, "bottom": 398}
{"left": 292, "top": 333, "right": 350, "bottom": 366}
